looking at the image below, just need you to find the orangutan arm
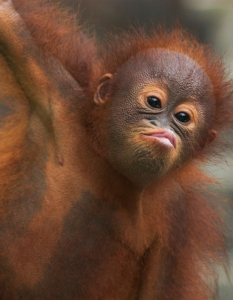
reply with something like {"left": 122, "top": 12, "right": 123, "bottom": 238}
{"left": 0, "top": 0, "right": 81, "bottom": 121}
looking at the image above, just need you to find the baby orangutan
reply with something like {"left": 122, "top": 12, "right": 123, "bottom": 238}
{"left": 0, "top": 0, "right": 232, "bottom": 299}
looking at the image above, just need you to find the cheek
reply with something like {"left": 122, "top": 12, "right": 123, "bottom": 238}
{"left": 178, "top": 130, "right": 204, "bottom": 161}
{"left": 106, "top": 101, "right": 140, "bottom": 146}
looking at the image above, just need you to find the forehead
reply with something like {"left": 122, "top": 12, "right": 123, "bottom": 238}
{"left": 114, "top": 48, "right": 213, "bottom": 100}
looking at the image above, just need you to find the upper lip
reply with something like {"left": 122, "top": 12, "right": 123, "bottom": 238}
{"left": 142, "top": 129, "right": 177, "bottom": 148}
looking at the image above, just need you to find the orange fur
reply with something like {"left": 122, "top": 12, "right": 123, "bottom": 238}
{"left": 0, "top": 0, "right": 232, "bottom": 299}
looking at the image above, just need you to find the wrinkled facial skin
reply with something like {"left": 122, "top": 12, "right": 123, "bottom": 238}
{"left": 99, "top": 49, "right": 216, "bottom": 187}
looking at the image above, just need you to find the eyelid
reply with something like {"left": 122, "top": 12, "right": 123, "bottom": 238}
{"left": 138, "top": 86, "right": 168, "bottom": 109}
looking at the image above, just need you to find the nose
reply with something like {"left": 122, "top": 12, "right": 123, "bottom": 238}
{"left": 149, "top": 120, "right": 157, "bottom": 126}
{"left": 149, "top": 118, "right": 170, "bottom": 129}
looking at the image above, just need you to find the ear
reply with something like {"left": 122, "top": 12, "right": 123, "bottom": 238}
{"left": 94, "top": 73, "right": 113, "bottom": 105}
{"left": 208, "top": 129, "right": 217, "bottom": 143}
{"left": 200, "top": 129, "right": 217, "bottom": 149}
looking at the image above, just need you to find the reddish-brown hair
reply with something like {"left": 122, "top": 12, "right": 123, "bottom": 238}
{"left": 0, "top": 1, "right": 232, "bottom": 299}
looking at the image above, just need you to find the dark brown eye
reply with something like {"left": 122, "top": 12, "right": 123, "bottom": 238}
{"left": 147, "top": 96, "right": 162, "bottom": 109}
{"left": 174, "top": 112, "right": 190, "bottom": 123}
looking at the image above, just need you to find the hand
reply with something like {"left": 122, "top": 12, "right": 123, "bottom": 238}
{"left": 0, "top": 0, "right": 20, "bottom": 28}
{"left": 0, "top": 0, "right": 15, "bottom": 14}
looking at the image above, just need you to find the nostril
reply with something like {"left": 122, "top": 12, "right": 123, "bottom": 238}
{"left": 150, "top": 120, "right": 157, "bottom": 126}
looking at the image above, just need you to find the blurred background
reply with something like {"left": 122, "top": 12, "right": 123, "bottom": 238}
{"left": 57, "top": 0, "right": 233, "bottom": 298}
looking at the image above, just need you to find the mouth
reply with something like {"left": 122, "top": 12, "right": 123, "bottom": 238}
{"left": 142, "top": 129, "right": 177, "bottom": 148}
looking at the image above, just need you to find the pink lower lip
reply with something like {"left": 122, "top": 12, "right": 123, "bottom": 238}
{"left": 143, "top": 130, "right": 176, "bottom": 148}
